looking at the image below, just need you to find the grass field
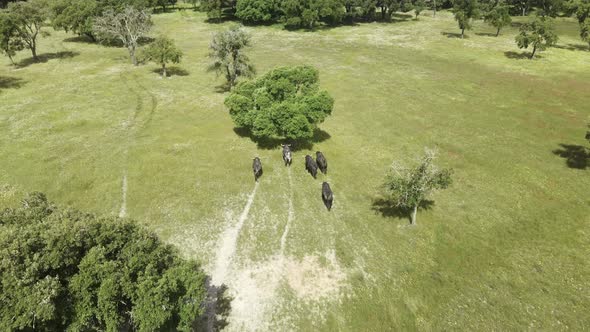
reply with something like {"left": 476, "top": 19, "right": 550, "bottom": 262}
{"left": 1, "top": 8, "right": 589, "bottom": 331}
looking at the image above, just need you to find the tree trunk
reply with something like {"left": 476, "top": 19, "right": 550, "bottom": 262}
{"left": 433, "top": 0, "right": 436, "bottom": 17}
{"left": 410, "top": 205, "right": 418, "bottom": 225}
{"left": 496, "top": 27, "right": 501, "bottom": 37}
{"left": 31, "top": 46, "right": 38, "bottom": 61}
{"left": 522, "top": 6, "right": 525, "bottom": 16}
{"left": 130, "top": 47, "right": 137, "bottom": 66}
{"left": 530, "top": 44, "right": 536, "bottom": 59}
{"left": 461, "top": 28, "right": 465, "bottom": 39}
{"left": 8, "top": 54, "right": 15, "bottom": 66}
{"left": 162, "top": 63, "right": 167, "bottom": 77}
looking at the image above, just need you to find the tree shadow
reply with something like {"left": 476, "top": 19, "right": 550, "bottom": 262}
{"left": 392, "top": 13, "right": 413, "bottom": 20}
{"left": 232, "top": 127, "right": 331, "bottom": 150}
{"left": 554, "top": 43, "right": 589, "bottom": 52}
{"left": 0, "top": 76, "right": 26, "bottom": 91}
{"left": 196, "top": 278, "right": 232, "bottom": 331}
{"left": 441, "top": 32, "right": 467, "bottom": 39}
{"left": 510, "top": 22, "right": 525, "bottom": 28}
{"left": 552, "top": 144, "right": 589, "bottom": 170}
{"left": 17, "top": 51, "right": 80, "bottom": 68}
{"left": 214, "top": 83, "right": 231, "bottom": 93}
{"left": 475, "top": 32, "right": 498, "bottom": 37}
{"left": 151, "top": 66, "right": 189, "bottom": 77}
{"left": 63, "top": 35, "right": 96, "bottom": 44}
{"left": 504, "top": 51, "right": 533, "bottom": 59}
{"left": 371, "top": 197, "right": 435, "bottom": 224}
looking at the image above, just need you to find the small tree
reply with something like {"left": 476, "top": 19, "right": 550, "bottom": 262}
{"left": 5, "top": 0, "right": 49, "bottom": 61}
{"left": 142, "top": 36, "right": 183, "bottom": 77}
{"left": 382, "top": 149, "right": 452, "bottom": 225}
{"left": 484, "top": 4, "right": 512, "bottom": 36}
{"left": 208, "top": 25, "right": 255, "bottom": 88}
{"left": 515, "top": 16, "right": 558, "bottom": 59}
{"left": 572, "top": 0, "right": 590, "bottom": 50}
{"left": 414, "top": 0, "right": 426, "bottom": 18}
{"left": 453, "top": 0, "right": 480, "bottom": 38}
{"left": 0, "top": 11, "right": 24, "bottom": 65}
{"left": 93, "top": 7, "right": 152, "bottom": 65}
{"left": 224, "top": 65, "right": 334, "bottom": 142}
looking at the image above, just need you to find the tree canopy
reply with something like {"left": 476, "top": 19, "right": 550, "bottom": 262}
{"left": 142, "top": 35, "right": 183, "bottom": 77}
{"left": 208, "top": 25, "right": 255, "bottom": 87}
{"left": 382, "top": 149, "right": 453, "bottom": 225}
{"left": 224, "top": 65, "right": 334, "bottom": 142}
{"left": 93, "top": 7, "right": 153, "bottom": 65}
{"left": 3, "top": 0, "right": 49, "bottom": 61}
{"left": 484, "top": 2, "right": 512, "bottom": 36}
{"left": 515, "top": 16, "right": 558, "bottom": 58}
{"left": 0, "top": 192, "right": 207, "bottom": 331}
{"left": 453, "top": 0, "right": 480, "bottom": 38}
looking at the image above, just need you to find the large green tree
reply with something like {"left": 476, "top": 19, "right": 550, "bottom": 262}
{"left": 5, "top": 0, "right": 49, "bottom": 61}
{"left": 224, "top": 65, "right": 334, "bottom": 142}
{"left": 569, "top": 0, "right": 590, "bottom": 50}
{"left": 142, "top": 36, "right": 183, "bottom": 77}
{"left": 208, "top": 25, "right": 255, "bottom": 87}
{"left": 50, "top": 0, "right": 98, "bottom": 41}
{"left": 453, "top": 0, "right": 480, "bottom": 38}
{"left": 0, "top": 192, "right": 207, "bottom": 331}
{"left": 381, "top": 149, "right": 453, "bottom": 225}
{"left": 515, "top": 16, "right": 558, "bottom": 59}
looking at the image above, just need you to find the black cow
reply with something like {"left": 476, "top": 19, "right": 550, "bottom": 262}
{"left": 316, "top": 151, "right": 327, "bottom": 174}
{"left": 281, "top": 144, "right": 292, "bottom": 166}
{"left": 252, "top": 157, "right": 262, "bottom": 182}
{"left": 322, "top": 182, "right": 333, "bottom": 211}
{"left": 305, "top": 155, "right": 318, "bottom": 179}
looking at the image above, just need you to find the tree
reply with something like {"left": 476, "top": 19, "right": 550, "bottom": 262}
{"left": 5, "top": 0, "right": 49, "bottom": 61}
{"left": 50, "top": 0, "right": 98, "bottom": 41}
{"left": 453, "top": 0, "right": 480, "bottom": 38}
{"left": 414, "top": 0, "right": 426, "bottom": 18}
{"left": 142, "top": 36, "right": 183, "bottom": 77}
{"left": 484, "top": 3, "right": 512, "bottom": 36}
{"left": 188, "top": 0, "right": 199, "bottom": 9}
{"left": 236, "top": 0, "right": 281, "bottom": 23}
{"left": 224, "top": 65, "right": 334, "bottom": 142}
{"left": 93, "top": 7, "right": 153, "bottom": 65}
{"left": 201, "top": 0, "right": 237, "bottom": 21}
{"left": 515, "top": 16, "right": 558, "bottom": 59}
{"left": 569, "top": 0, "right": 590, "bottom": 50}
{"left": 0, "top": 192, "right": 208, "bottom": 331}
{"left": 382, "top": 149, "right": 453, "bottom": 225}
{"left": 0, "top": 11, "right": 24, "bottom": 64}
{"left": 208, "top": 25, "right": 255, "bottom": 87}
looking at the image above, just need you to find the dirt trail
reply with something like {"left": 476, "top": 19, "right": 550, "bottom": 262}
{"left": 212, "top": 181, "right": 259, "bottom": 285}
{"left": 118, "top": 174, "right": 127, "bottom": 218}
{"left": 279, "top": 167, "right": 294, "bottom": 257}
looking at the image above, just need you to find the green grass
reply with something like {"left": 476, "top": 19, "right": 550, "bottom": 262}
{"left": 1, "top": 9, "right": 589, "bottom": 331}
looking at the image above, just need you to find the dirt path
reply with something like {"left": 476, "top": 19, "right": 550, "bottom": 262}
{"left": 212, "top": 181, "right": 260, "bottom": 285}
{"left": 118, "top": 173, "right": 127, "bottom": 218}
{"left": 279, "top": 167, "right": 294, "bottom": 257}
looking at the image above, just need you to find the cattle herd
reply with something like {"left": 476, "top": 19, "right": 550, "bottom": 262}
{"left": 252, "top": 144, "right": 334, "bottom": 211}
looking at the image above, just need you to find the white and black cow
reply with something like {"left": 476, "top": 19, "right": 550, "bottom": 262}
{"left": 281, "top": 144, "right": 292, "bottom": 166}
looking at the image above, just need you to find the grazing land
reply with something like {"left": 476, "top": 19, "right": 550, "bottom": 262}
{"left": 1, "top": 9, "right": 589, "bottom": 331}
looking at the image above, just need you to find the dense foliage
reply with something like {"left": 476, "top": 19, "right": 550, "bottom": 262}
{"left": 382, "top": 149, "right": 453, "bottom": 225}
{"left": 142, "top": 35, "right": 183, "bottom": 76}
{"left": 224, "top": 65, "right": 334, "bottom": 141}
{"left": 515, "top": 16, "right": 558, "bottom": 58}
{"left": 0, "top": 192, "right": 207, "bottom": 331}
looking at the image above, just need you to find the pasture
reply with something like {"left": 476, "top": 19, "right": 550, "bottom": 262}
{"left": 1, "top": 8, "right": 589, "bottom": 330}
